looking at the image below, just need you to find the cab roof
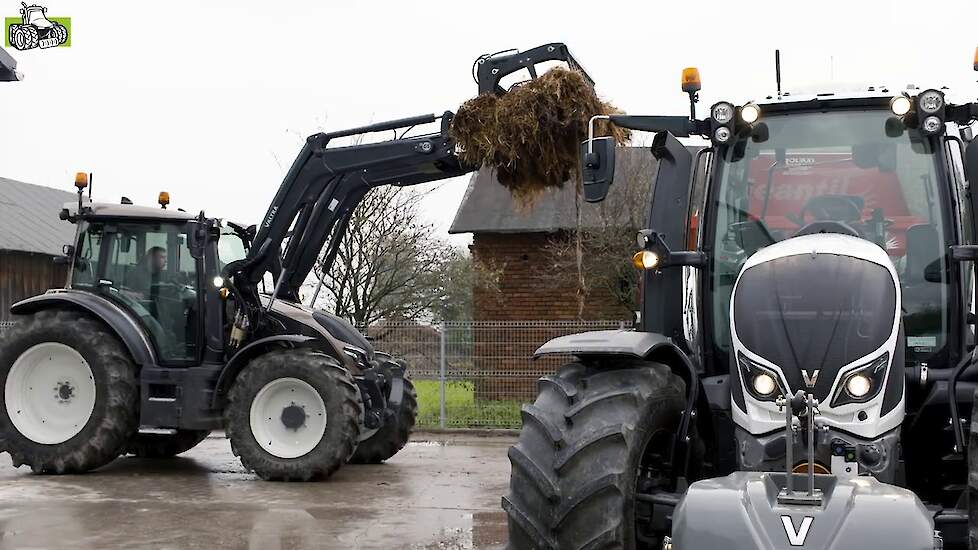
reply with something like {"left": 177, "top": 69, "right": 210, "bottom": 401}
{"left": 69, "top": 201, "right": 199, "bottom": 222}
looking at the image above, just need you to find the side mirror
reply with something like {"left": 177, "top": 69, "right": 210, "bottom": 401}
{"left": 580, "top": 137, "right": 616, "bottom": 203}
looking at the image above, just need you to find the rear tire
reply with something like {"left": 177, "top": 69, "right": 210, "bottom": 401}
{"left": 0, "top": 309, "right": 139, "bottom": 473}
{"left": 225, "top": 348, "right": 362, "bottom": 481}
{"left": 126, "top": 430, "right": 210, "bottom": 458}
{"left": 504, "top": 361, "right": 685, "bottom": 550}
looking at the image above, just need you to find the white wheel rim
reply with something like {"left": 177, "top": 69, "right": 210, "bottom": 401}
{"left": 249, "top": 377, "right": 327, "bottom": 459}
{"left": 4, "top": 343, "right": 97, "bottom": 445}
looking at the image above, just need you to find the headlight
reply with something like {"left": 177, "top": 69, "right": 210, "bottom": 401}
{"left": 890, "top": 95, "right": 912, "bottom": 116}
{"left": 752, "top": 373, "right": 777, "bottom": 396}
{"left": 740, "top": 103, "right": 761, "bottom": 124}
{"left": 714, "top": 126, "right": 732, "bottom": 143}
{"left": 738, "top": 352, "right": 783, "bottom": 402}
{"left": 918, "top": 89, "right": 944, "bottom": 114}
{"left": 832, "top": 353, "right": 889, "bottom": 407}
{"left": 711, "top": 102, "right": 735, "bottom": 124}
{"left": 845, "top": 374, "right": 872, "bottom": 398}
{"left": 921, "top": 116, "right": 943, "bottom": 134}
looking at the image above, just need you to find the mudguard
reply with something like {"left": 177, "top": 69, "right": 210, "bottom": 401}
{"left": 533, "top": 329, "right": 672, "bottom": 358}
{"left": 10, "top": 289, "right": 157, "bottom": 366}
{"left": 671, "top": 472, "right": 936, "bottom": 549}
{"left": 212, "top": 334, "right": 317, "bottom": 408}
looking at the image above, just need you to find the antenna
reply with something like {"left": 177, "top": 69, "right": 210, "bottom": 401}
{"left": 775, "top": 49, "right": 782, "bottom": 99}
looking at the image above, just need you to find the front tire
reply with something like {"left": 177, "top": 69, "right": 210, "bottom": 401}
{"left": 0, "top": 309, "right": 139, "bottom": 473}
{"left": 967, "top": 387, "right": 978, "bottom": 548}
{"left": 126, "top": 430, "right": 210, "bottom": 458}
{"left": 504, "top": 361, "right": 685, "bottom": 550}
{"left": 349, "top": 373, "right": 417, "bottom": 464}
{"left": 225, "top": 348, "right": 362, "bottom": 481}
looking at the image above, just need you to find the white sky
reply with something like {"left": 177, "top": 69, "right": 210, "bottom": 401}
{"left": 3, "top": 0, "right": 978, "bottom": 248}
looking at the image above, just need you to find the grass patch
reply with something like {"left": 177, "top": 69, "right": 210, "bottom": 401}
{"left": 413, "top": 379, "right": 522, "bottom": 429}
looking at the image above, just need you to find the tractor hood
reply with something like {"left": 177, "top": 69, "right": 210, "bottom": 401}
{"left": 671, "top": 472, "right": 937, "bottom": 549}
{"left": 730, "top": 234, "right": 900, "bottom": 403}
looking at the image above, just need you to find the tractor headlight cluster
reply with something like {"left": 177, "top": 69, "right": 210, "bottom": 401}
{"left": 891, "top": 90, "right": 946, "bottom": 136}
{"left": 710, "top": 101, "right": 736, "bottom": 145}
{"left": 738, "top": 353, "right": 783, "bottom": 402}
{"left": 832, "top": 353, "right": 889, "bottom": 407}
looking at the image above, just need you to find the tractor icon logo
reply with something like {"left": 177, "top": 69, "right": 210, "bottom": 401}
{"left": 5, "top": 2, "right": 69, "bottom": 50}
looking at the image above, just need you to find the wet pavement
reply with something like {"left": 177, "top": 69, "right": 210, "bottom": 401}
{"left": 0, "top": 432, "right": 515, "bottom": 549}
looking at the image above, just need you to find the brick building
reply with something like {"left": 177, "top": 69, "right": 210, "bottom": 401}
{"left": 448, "top": 147, "right": 660, "bottom": 399}
{"left": 449, "top": 147, "right": 659, "bottom": 322}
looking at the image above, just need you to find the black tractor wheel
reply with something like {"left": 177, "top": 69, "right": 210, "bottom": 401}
{"left": 126, "top": 429, "right": 210, "bottom": 458}
{"left": 503, "top": 361, "right": 685, "bottom": 550}
{"left": 225, "top": 348, "right": 362, "bottom": 481}
{"left": 349, "top": 374, "right": 417, "bottom": 464}
{"left": 0, "top": 309, "right": 139, "bottom": 473}
{"left": 968, "top": 387, "right": 978, "bottom": 548}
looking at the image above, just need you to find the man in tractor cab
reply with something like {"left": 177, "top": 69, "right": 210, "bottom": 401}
{"left": 124, "top": 246, "right": 168, "bottom": 315}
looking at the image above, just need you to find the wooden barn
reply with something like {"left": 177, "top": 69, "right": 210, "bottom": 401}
{"left": 0, "top": 177, "right": 76, "bottom": 322}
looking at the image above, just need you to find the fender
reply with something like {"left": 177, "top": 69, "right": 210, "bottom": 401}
{"left": 11, "top": 289, "right": 157, "bottom": 366}
{"left": 212, "top": 334, "right": 318, "bottom": 408}
{"left": 535, "top": 329, "right": 707, "bottom": 480}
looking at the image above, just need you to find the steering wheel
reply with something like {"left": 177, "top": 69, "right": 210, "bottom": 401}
{"left": 795, "top": 220, "right": 861, "bottom": 238}
{"left": 794, "top": 195, "right": 864, "bottom": 226}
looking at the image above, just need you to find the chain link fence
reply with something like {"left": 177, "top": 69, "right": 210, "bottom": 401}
{"left": 0, "top": 320, "right": 632, "bottom": 429}
{"left": 363, "top": 320, "right": 631, "bottom": 429}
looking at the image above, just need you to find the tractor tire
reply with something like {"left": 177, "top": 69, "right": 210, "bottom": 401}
{"left": 126, "top": 429, "right": 210, "bottom": 458}
{"left": 349, "top": 375, "right": 417, "bottom": 464}
{"left": 0, "top": 309, "right": 139, "bottom": 473}
{"left": 51, "top": 23, "right": 67, "bottom": 45}
{"left": 503, "top": 361, "right": 685, "bottom": 550}
{"left": 11, "top": 27, "right": 28, "bottom": 50}
{"left": 21, "top": 25, "right": 38, "bottom": 50}
{"left": 968, "top": 387, "right": 978, "bottom": 548}
{"left": 225, "top": 348, "right": 362, "bottom": 481}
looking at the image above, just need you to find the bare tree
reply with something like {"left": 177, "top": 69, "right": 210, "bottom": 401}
{"left": 308, "top": 186, "right": 457, "bottom": 326}
{"left": 539, "top": 148, "right": 656, "bottom": 316}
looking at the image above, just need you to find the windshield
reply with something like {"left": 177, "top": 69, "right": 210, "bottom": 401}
{"left": 710, "top": 109, "right": 948, "bottom": 366}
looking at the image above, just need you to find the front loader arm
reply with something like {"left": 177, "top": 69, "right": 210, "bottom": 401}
{"left": 230, "top": 41, "right": 588, "bottom": 311}
{"left": 232, "top": 112, "right": 468, "bottom": 307}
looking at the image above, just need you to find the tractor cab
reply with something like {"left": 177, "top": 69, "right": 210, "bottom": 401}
{"left": 60, "top": 192, "right": 227, "bottom": 365}
{"left": 705, "top": 91, "right": 965, "bottom": 382}
{"left": 20, "top": 3, "right": 52, "bottom": 28}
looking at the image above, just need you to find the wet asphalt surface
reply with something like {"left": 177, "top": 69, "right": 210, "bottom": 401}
{"left": 0, "top": 432, "right": 514, "bottom": 549}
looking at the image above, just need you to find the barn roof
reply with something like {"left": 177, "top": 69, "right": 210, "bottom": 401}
{"left": 449, "top": 147, "right": 661, "bottom": 234}
{"left": 0, "top": 177, "right": 77, "bottom": 255}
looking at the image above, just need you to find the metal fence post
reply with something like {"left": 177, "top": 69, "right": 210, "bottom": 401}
{"left": 439, "top": 322, "right": 447, "bottom": 429}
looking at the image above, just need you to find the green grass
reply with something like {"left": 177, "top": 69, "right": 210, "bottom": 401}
{"left": 414, "top": 379, "right": 522, "bottom": 429}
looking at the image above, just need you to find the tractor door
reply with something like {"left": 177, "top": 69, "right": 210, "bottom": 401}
{"left": 72, "top": 221, "right": 203, "bottom": 364}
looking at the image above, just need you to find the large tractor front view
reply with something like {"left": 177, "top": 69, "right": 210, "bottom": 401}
{"left": 506, "top": 53, "right": 978, "bottom": 549}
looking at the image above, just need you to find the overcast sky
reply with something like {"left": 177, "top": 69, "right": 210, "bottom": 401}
{"left": 3, "top": 0, "right": 978, "bottom": 248}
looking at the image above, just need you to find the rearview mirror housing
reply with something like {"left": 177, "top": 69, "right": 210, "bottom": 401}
{"left": 580, "top": 137, "right": 616, "bottom": 203}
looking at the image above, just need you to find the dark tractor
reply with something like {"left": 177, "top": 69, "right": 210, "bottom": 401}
{"left": 504, "top": 57, "right": 978, "bottom": 548}
{"left": 0, "top": 43, "right": 581, "bottom": 480}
